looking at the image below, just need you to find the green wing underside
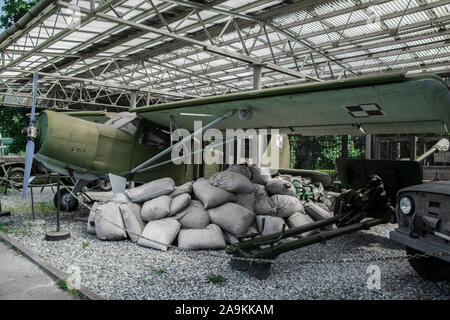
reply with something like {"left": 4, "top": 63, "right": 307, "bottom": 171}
{"left": 131, "top": 73, "right": 450, "bottom": 135}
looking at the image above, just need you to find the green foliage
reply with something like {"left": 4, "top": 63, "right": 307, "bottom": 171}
{"left": 56, "top": 279, "right": 80, "bottom": 299}
{"left": 0, "top": 1, "right": 38, "bottom": 153}
{"left": 207, "top": 274, "right": 226, "bottom": 284}
{"left": 155, "top": 268, "right": 165, "bottom": 275}
{"left": 0, "top": 107, "right": 29, "bottom": 154}
{"left": 56, "top": 279, "right": 68, "bottom": 291}
{"left": 0, "top": 0, "right": 39, "bottom": 28}
{"left": 290, "top": 135, "right": 365, "bottom": 171}
{"left": 82, "top": 241, "right": 89, "bottom": 248}
{"left": 0, "top": 221, "right": 12, "bottom": 233}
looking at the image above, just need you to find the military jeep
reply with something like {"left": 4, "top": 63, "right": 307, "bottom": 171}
{"left": 390, "top": 181, "right": 450, "bottom": 280}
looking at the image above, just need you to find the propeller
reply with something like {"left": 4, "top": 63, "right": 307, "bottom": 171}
{"left": 21, "top": 72, "right": 39, "bottom": 200}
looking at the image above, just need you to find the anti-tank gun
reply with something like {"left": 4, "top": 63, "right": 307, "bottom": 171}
{"left": 226, "top": 139, "right": 450, "bottom": 280}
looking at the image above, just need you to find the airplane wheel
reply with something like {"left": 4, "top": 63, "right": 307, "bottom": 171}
{"left": 54, "top": 188, "right": 79, "bottom": 212}
{"left": 406, "top": 247, "right": 450, "bottom": 281}
{"left": 98, "top": 180, "right": 112, "bottom": 192}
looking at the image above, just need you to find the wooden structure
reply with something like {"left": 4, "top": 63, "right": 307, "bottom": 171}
{"left": 374, "top": 135, "right": 450, "bottom": 181}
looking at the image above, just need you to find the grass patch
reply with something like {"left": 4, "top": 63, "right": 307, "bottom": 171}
{"left": 35, "top": 202, "right": 56, "bottom": 214}
{"left": 56, "top": 279, "right": 80, "bottom": 299}
{"left": 57, "top": 279, "right": 68, "bottom": 291}
{"left": 0, "top": 221, "right": 14, "bottom": 233}
{"left": 2, "top": 201, "right": 28, "bottom": 215}
{"left": 1, "top": 201, "right": 55, "bottom": 216}
{"left": 207, "top": 274, "right": 227, "bottom": 284}
{"left": 81, "top": 242, "right": 89, "bottom": 248}
{"left": 155, "top": 268, "right": 165, "bottom": 275}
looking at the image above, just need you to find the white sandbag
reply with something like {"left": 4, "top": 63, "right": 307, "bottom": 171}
{"left": 127, "top": 202, "right": 142, "bottom": 219}
{"left": 137, "top": 218, "right": 181, "bottom": 251}
{"left": 111, "top": 193, "right": 131, "bottom": 204}
{"left": 111, "top": 192, "right": 142, "bottom": 219}
{"left": 253, "top": 183, "right": 268, "bottom": 199}
{"left": 119, "top": 203, "right": 145, "bottom": 243}
{"left": 210, "top": 171, "right": 254, "bottom": 194}
{"left": 174, "top": 200, "right": 210, "bottom": 229}
{"left": 178, "top": 224, "right": 226, "bottom": 250}
{"left": 304, "top": 202, "right": 334, "bottom": 231}
{"left": 169, "top": 181, "right": 194, "bottom": 197}
{"left": 87, "top": 202, "right": 100, "bottom": 235}
{"left": 208, "top": 203, "right": 255, "bottom": 237}
{"left": 223, "top": 226, "right": 258, "bottom": 244}
{"left": 323, "top": 191, "right": 340, "bottom": 212}
{"left": 287, "top": 212, "right": 317, "bottom": 237}
{"left": 193, "top": 178, "right": 234, "bottom": 209}
{"left": 304, "top": 202, "right": 333, "bottom": 220}
{"left": 141, "top": 195, "right": 171, "bottom": 221}
{"left": 226, "top": 164, "right": 251, "bottom": 180}
{"left": 169, "top": 193, "right": 191, "bottom": 216}
{"left": 254, "top": 196, "right": 276, "bottom": 216}
{"left": 233, "top": 192, "right": 255, "bottom": 211}
{"left": 265, "top": 178, "right": 297, "bottom": 196}
{"left": 249, "top": 166, "right": 271, "bottom": 184}
{"left": 269, "top": 194, "right": 304, "bottom": 217}
{"left": 256, "top": 215, "right": 286, "bottom": 236}
{"left": 126, "top": 177, "right": 175, "bottom": 203}
{"left": 94, "top": 202, "right": 127, "bottom": 241}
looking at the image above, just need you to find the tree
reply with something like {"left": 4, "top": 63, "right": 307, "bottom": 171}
{"left": 0, "top": 0, "right": 38, "bottom": 153}
{"left": 0, "top": 107, "right": 28, "bottom": 154}
{"left": 0, "top": 0, "right": 38, "bottom": 28}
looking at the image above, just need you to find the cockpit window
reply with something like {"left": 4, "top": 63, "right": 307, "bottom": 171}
{"left": 104, "top": 112, "right": 139, "bottom": 136}
{"left": 140, "top": 123, "right": 170, "bottom": 149}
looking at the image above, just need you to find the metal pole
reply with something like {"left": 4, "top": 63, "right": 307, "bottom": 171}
{"left": 170, "top": 115, "right": 173, "bottom": 146}
{"left": 231, "top": 217, "right": 339, "bottom": 251}
{"left": 56, "top": 175, "right": 60, "bottom": 232}
{"left": 365, "top": 134, "right": 372, "bottom": 160}
{"left": 130, "top": 90, "right": 137, "bottom": 108}
{"left": 30, "top": 186, "right": 35, "bottom": 220}
{"left": 253, "top": 64, "right": 261, "bottom": 90}
{"left": 130, "top": 110, "right": 235, "bottom": 174}
{"left": 137, "top": 136, "right": 237, "bottom": 173}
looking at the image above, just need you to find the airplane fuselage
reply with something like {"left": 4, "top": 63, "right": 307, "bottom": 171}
{"left": 34, "top": 110, "right": 190, "bottom": 185}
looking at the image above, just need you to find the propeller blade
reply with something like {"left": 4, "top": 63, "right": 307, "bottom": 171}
{"left": 21, "top": 140, "right": 35, "bottom": 200}
{"left": 29, "top": 72, "right": 39, "bottom": 124}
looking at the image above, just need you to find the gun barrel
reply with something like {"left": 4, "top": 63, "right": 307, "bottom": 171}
{"left": 415, "top": 138, "right": 449, "bottom": 163}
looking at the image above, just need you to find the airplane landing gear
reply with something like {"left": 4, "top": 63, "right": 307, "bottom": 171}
{"left": 53, "top": 188, "right": 79, "bottom": 212}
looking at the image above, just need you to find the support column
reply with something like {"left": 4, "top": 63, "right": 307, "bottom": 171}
{"left": 130, "top": 90, "right": 137, "bottom": 108}
{"left": 253, "top": 64, "right": 262, "bottom": 90}
{"left": 366, "top": 134, "right": 372, "bottom": 160}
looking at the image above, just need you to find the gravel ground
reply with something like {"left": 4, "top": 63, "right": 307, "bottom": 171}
{"left": 1, "top": 188, "right": 449, "bottom": 300}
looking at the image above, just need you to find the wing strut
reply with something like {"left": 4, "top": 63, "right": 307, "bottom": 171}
{"left": 135, "top": 136, "right": 237, "bottom": 174}
{"left": 130, "top": 110, "right": 235, "bottom": 174}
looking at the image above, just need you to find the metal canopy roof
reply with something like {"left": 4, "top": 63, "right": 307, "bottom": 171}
{"left": 0, "top": 0, "right": 448, "bottom": 111}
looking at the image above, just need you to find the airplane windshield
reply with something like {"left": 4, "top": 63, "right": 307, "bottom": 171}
{"left": 104, "top": 113, "right": 139, "bottom": 136}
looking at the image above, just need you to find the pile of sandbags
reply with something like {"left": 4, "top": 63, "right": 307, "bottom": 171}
{"left": 86, "top": 164, "right": 335, "bottom": 252}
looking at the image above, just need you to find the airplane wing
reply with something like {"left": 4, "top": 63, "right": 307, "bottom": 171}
{"left": 130, "top": 73, "right": 449, "bottom": 135}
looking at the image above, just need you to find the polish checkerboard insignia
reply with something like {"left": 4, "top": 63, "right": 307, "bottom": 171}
{"left": 345, "top": 104, "right": 384, "bottom": 118}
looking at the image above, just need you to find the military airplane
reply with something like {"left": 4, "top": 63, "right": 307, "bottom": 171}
{"left": 21, "top": 72, "right": 450, "bottom": 211}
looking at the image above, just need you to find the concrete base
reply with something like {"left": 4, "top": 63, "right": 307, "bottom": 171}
{"left": 45, "top": 230, "right": 71, "bottom": 241}
{"left": 0, "top": 211, "right": 11, "bottom": 217}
